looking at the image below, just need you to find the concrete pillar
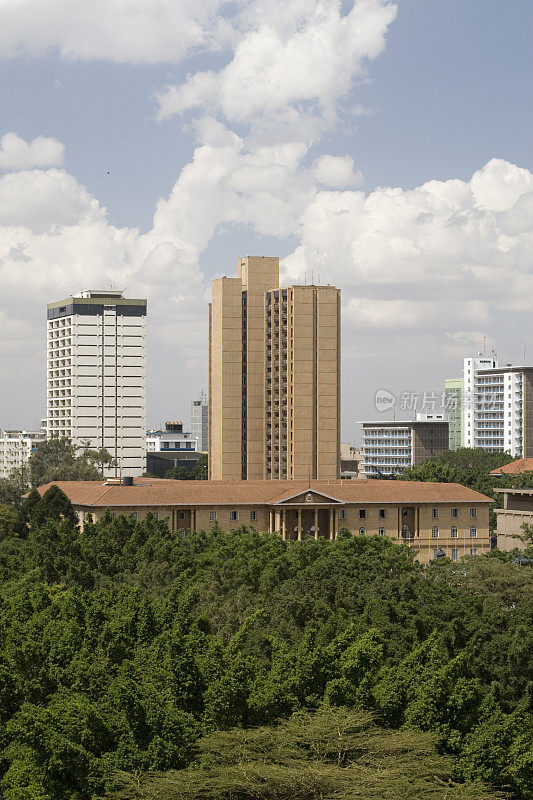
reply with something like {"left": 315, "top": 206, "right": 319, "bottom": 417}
{"left": 297, "top": 508, "right": 302, "bottom": 540}
{"left": 314, "top": 509, "right": 318, "bottom": 540}
{"left": 329, "top": 508, "right": 334, "bottom": 540}
{"left": 275, "top": 509, "right": 280, "bottom": 533}
{"left": 269, "top": 509, "right": 273, "bottom": 533}
{"left": 281, "top": 510, "right": 286, "bottom": 541}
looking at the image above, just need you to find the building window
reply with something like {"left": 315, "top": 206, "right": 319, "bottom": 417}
{"left": 378, "top": 527, "right": 386, "bottom": 536}
{"left": 470, "top": 526, "right": 477, "bottom": 538}
{"left": 250, "top": 510, "right": 257, "bottom": 521}
{"left": 470, "top": 508, "right": 477, "bottom": 518}
{"left": 230, "top": 510, "right": 238, "bottom": 521}
{"left": 451, "top": 508, "right": 458, "bottom": 518}
{"left": 339, "top": 509, "right": 346, "bottom": 520}
{"left": 470, "top": 548, "right": 477, "bottom": 556}
{"left": 432, "top": 508, "right": 439, "bottom": 518}
{"left": 401, "top": 524, "right": 411, "bottom": 538}
{"left": 359, "top": 509, "right": 366, "bottom": 519}
{"left": 432, "top": 526, "right": 439, "bottom": 538}
{"left": 178, "top": 511, "right": 185, "bottom": 521}
{"left": 359, "top": 527, "right": 366, "bottom": 535}
{"left": 451, "top": 526, "right": 458, "bottom": 538}
{"left": 379, "top": 509, "right": 386, "bottom": 519}
{"left": 451, "top": 547, "right": 458, "bottom": 562}
{"left": 432, "top": 549, "right": 440, "bottom": 560}
{"left": 209, "top": 511, "right": 217, "bottom": 521}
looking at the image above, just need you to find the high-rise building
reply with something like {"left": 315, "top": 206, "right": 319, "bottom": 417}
{"left": 208, "top": 256, "right": 340, "bottom": 481}
{"left": 191, "top": 392, "right": 208, "bottom": 452}
{"left": 46, "top": 290, "right": 147, "bottom": 477}
{"left": 444, "top": 377, "right": 463, "bottom": 450}
{"left": 361, "top": 414, "right": 449, "bottom": 477}
{"left": 0, "top": 429, "right": 47, "bottom": 479}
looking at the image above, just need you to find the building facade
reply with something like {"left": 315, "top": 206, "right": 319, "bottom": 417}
{"left": 462, "top": 355, "right": 533, "bottom": 457}
{"left": 146, "top": 423, "right": 198, "bottom": 453}
{"left": 494, "top": 487, "right": 533, "bottom": 552}
{"left": 361, "top": 416, "right": 449, "bottom": 478}
{"left": 37, "top": 477, "right": 492, "bottom": 565}
{"left": 0, "top": 429, "right": 47, "bottom": 479}
{"left": 208, "top": 257, "right": 340, "bottom": 481}
{"left": 191, "top": 392, "right": 208, "bottom": 452}
{"left": 47, "top": 290, "right": 147, "bottom": 477}
{"left": 444, "top": 377, "right": 463, "bottom": 450}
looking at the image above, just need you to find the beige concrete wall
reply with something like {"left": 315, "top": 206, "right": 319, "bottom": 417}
{"left": 239, "top": 257, "right": 279, "bottom": 480}
{"left": 496, "top": 509, "right": 532, "bottom": 551}
{"left": 316, "top": 287, "right": 340, "bottom": 479}
{"left": 208, "top": 277, "right": 243, "bottom": 480}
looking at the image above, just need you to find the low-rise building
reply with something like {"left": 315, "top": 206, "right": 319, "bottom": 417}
{"left": 0, "top": 429, "right": 47, "bottom": 479}
{"left": 35, "top": 478, "right": 491, "bottom": 564}
{"left": 361, "top": 416, "right": 449, "bottom": 478}
{"left": 494, "top": 487, "right": 533, "bottom": 551}
{"left": 146, "top": 422, "right": 198, "bottom": 453}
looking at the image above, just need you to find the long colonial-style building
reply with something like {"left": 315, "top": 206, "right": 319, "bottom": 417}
{"left": 36, "top": 478, "right": 492, "bottom": 564}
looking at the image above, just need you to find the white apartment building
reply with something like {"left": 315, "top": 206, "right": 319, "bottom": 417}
{"left": 463, "top": 355, "right": 533, "bottom": 457}
{"left": 146, "top": 424, "right": 198, "bottom": 453}
{"left": 191, "top": 392, "right": 208, "bottom": 452}
{"left": 0, "top": 429, "right": 47, "bottom": 479}
{"left": 47, "top": 290, "right": 147, "bottom": 477}
{"left": 361, "top": 415, "right": 449, "bottom": 478}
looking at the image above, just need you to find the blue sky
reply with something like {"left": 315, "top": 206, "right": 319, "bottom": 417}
{"left": 0, "top": 0, "right": 531, "bottom": 441}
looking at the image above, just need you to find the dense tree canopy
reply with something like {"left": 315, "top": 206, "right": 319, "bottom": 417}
{"left": 164, "top": 454, "right": 208, "bottom": 481}
{"left": 27, "top": 438, "right": 117, "bottom": 487}
{"left": 0, "top": 489, "right": 530, "bottom": 799}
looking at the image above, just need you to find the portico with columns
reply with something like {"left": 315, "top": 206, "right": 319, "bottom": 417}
{"left": 268, "top": 489, "right": 343, "bottom": 541}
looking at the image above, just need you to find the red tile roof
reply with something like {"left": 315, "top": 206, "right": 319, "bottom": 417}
{"left": 35, "top": 478, "right": 493, "bottom": 507}
{"left": 490, "top": 459, "right": 533, "bottom": 476}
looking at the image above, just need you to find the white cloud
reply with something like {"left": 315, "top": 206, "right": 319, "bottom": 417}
{"left": 156, "top": 0, "right": 398, "bottom": 135}
{"left": 313, "top": 155, "right": 363, "bottom": 188}
{"left": 0, "top": 0, "right": 231, "bottom": 64}
{"left": 0, "top": 132, "right": 64, "bottom": 170}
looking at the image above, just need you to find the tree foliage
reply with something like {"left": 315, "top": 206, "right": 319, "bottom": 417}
{"left": 164, "top": 454, "right": 208, "bottom": 481}
{"left": 28, "top": 438, "right": 115, "bottom": 487}
{"left": 0, "top": 506, "right": 530, "bottom": 800}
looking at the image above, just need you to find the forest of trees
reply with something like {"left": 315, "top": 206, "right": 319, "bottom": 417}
{"left": 0, "top": 486, "right": 531, "bottom": 799}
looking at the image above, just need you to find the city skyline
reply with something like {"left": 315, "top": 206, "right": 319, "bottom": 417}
{"left": 0, "top": 0, "right": 531, "bottom": 444}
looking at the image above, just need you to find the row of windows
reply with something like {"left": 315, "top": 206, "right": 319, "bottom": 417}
{"left": 209, "top": 510, "right": 258, "bottom": 522}
{"left": 432, "top": 507, "right": 477, "bottom": 518}
{"left": 432, "top": 526, "right": 477, "bottom": 538}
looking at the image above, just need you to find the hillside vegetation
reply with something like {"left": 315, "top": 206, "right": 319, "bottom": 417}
{"left": 0, "top": 487, "right": 531, "bottom": 799}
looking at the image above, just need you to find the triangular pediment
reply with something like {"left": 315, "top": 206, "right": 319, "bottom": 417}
{"left": 275, "top": 489, "right": 344, "bottom": 505}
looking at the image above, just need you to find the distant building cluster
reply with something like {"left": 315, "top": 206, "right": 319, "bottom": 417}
{"left": 4, "top": 254, "right": 533, "bottom": 556}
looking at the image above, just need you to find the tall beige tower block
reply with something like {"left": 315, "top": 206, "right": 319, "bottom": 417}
{"left": 209, "top": 256, "right": 340, "bottom": 481}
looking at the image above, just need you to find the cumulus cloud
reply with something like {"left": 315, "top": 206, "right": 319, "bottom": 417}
{"left": 313, "top": 155, "right": 363, "bottom": 188}
{"left": 0, "top": 0, "right": 231, "bottom": 64}
{"left": 281, "top": 158, "right": 533, "bottom": 332}
{"left": 156, "top": 0, "right": 398, "bottom": 138}
{"left": 0, "top": 132, "right": 64, "bottom": 170}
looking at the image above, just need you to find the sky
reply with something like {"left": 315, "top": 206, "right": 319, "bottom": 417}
{"left": 0, "top": 0, "right": 531, "bottom": 445}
